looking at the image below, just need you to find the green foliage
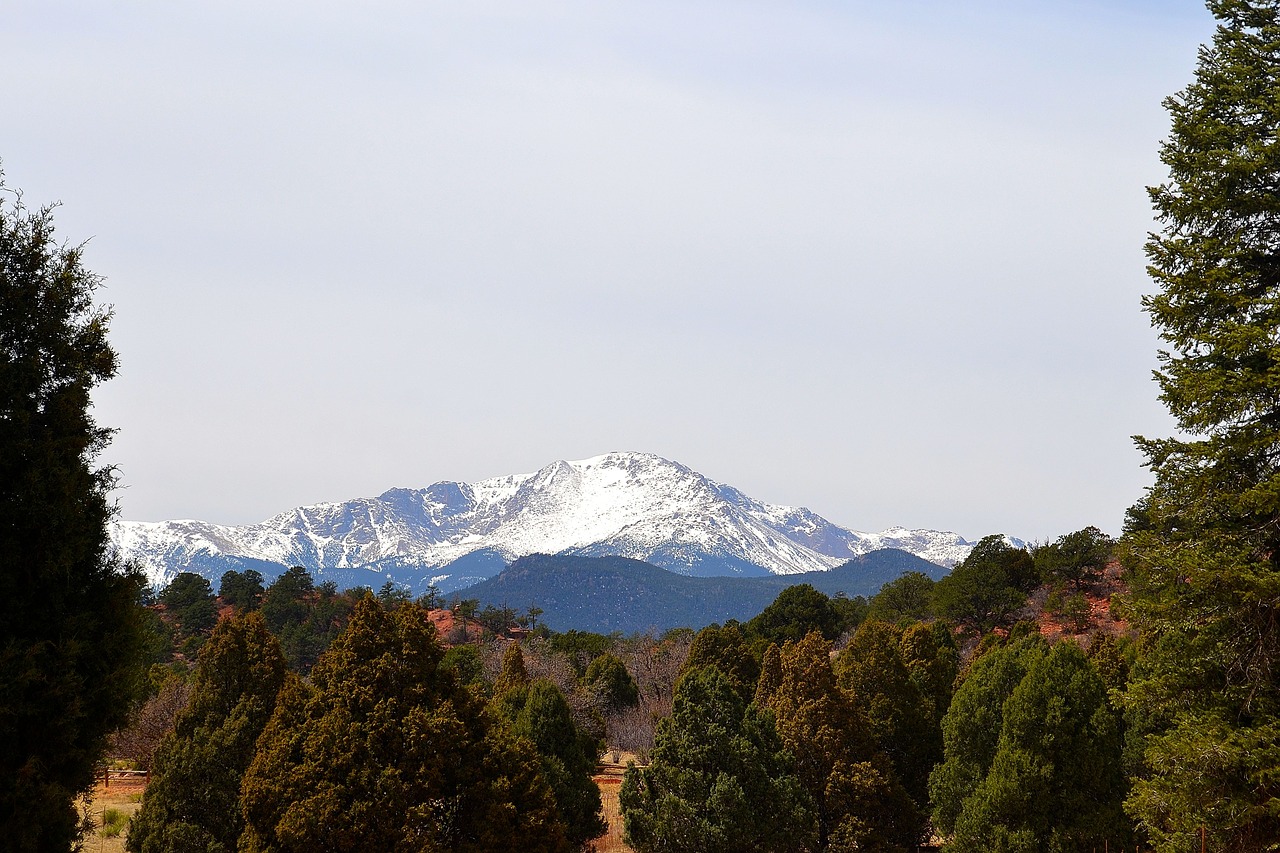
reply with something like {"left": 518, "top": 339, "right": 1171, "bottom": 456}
{"left": 259, "top": 567, "right": 352, "bottom": 671}
{"left": 833, "top": 621, "right": 938, "bottom": 811}
{"left": 375, "top": 580, "right": 411, "bottom": 609}
{"left": 477, "top": 603, "right": 518, "bottom": 635}
{"left": 494, "top": 642, "right": 531, "bottom": 697}
{"left": 899, "top": 620, "right": 960, "bottom": 725}
{"left": 947, "top": 642, "right": 1128, "bottom": 852}
{"left": 0, "top": 175, "right": 149, "bottom": 851}
{"left": 929, "top": 637, "right": 1045, "bottom": 835}
{"left": 682, "top": 624, "right": 760, "bottom": 705}
{"left": 765, "top": 632, "right": 924, "bottom": 851}
{"left": 1034, "top": 526, "right": 1113, "bottom": 589}
{"left": 585, "top": 651, "right": 640, "bottom": 712}
{"left": 441, "top": 644, "right": 486, "bottom": 689}
{"left": 620, "top": 666, "right": 815, "bottom": 853}
{"left": 1086, "top": 633, "right": 1129, "bottom": 699}
{"left": 100, "top": 807, "right": 128, "bottom": 838}
{"left": 260, "top": 567, "right": 313, "bottom": 632}
{"left": 241, "top": 596, "right": 571, "bottom": 852}
{"left": 745, "top": 584, "right": 843, "bottom": 644}
{"left": 1043, "top": 585, "right": 1091, "bottom": 635}
{"left": 548, "top": 629, "right": 615, "bottom": 675}
{"left": 830, "top": 592, "right": 868, "bottom": 633}
{"left": 160, "top": 571, "right": 217, "bottom": 638}
{"left": 1120, "top": 3, "right": 1280, "bottom": 849}
{"left": 219, "top": 569, "right": 264, "bottom": 612}
{"left": 932, "top": 535, "right": 1034, "bottom": 629}
{"left": 494, "top": 679, "right": 606, "bottom": 847}
{"left": 127, "top": 611, "right": 287, "bottom": 853}
{"left": 867, "top": 571, "right": 936, "bottom": 624}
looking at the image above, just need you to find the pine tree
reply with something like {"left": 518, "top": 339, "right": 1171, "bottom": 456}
{"left": 753, "top": 643, "right": 782, "bottom": 708}
{"left": 931, "top": 536, "right": 1035, "bottom": 630}
{"left": 765, "top": 632, "right": 924, "bottom": 852}
{"left": 240, "top": 596, "right": 570, "bottom": 853}
{"left": 1122, "top": 3, "right": 1280, "bottom": 849}
{"left": 493, "top": 641, "right": 530, "bottom": 697}
{"left": 928, "top": 636, "right": 1046, "bottom": 836}
{"left": 745, "top": 584, "right": 843, "bottom": 644}
{"left": 127, "top": 611, "right": 287, "bottom": 853}
{"left": 948, "top": 642, "right": 1128, "bottom": 853}
{"left": 585, "top": 651, "right": 640, "bottom": 712}
{"left": 493, "top": 679, "right": 606, "bottom": 848}
{"left": 680, "top": 624, "right": 759, "bottom": 705}
{"left": 899, "top": 621, "right": 960, "bottom": 726}
{"left": 833, "top": 620, "right": 938, "bottom": 810}
{"left": 0, "top": 172, "right": 148, "bottom": 851}
{"left": 619, "top": 666, "right": 815, "bottom": 853}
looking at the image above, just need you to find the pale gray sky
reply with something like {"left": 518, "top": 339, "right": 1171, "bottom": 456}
{"left": 9, "top": 1, "right": 1212, "bottom": 542}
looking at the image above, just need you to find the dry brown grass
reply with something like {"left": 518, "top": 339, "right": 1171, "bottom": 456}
{"left": 591, "top": 776, "right": 631, "bottom": 853}
{"left": 78, "top": 775, "right": 147, "bottom": 853}
{"left": 591, "top": 753, "right": 641, "bottom": 853}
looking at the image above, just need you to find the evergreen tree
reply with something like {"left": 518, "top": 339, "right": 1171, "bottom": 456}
{"left": 899, "top": 620, "right": 960, "bottom": 724}
{"left": 753, "top": 643, "right": 783, "bottom": 707}
{"left": 765, "top": 632, "right": 924, "bottom": 852}
{"left": 745, "top": 584, "right": 843, "bottom": 644}
{"left": 932, "top": 536, "right": 1035, "bottom": 629}
{"left": 1034, "top": 526, "right": 1113, "bottom": 589}
{"left": 1121, "top": 3, "right": 1280, "bottom": 849}
{"left": 929, "top": 636, "right": 1046, "bottom": 836}
{"left": 833, "top": 620, "right": 938, "bottom": 810}
{"left": 493, "top": 641, "right": 530, "bottom": 696}
{"left": 585, "top": 651, "right": 640, "bottom": 712}
{"left": 866, "top": 572, "right": 937, "bottom": 624}
{"left": 492, "top": 678, "right": 606, "bottom": 848}
{"left": 0, "top": 173, "right": 148, "bottom": 851}
{"left": 127, "top": 611, "right": 287, "bottom": 853}
{"left": 219, "top": 569, "right": 264, "bottom": 612}
{"left": 681, "top": 624, "right": 759, "bottom": 705}
{"left": 159, "top": 571, "right": 217, "bottom": 638}
{"left": 442, "top": 644, "right": 486, "bottom": 689}
{"left": 240, "top": 597, "right": 569, "bottom": 852}
{"left": 948, "top": 642, "right": 1128, "bottom": 852}
{"left": 619, "top": 666, "right": 814, "bottom": 853}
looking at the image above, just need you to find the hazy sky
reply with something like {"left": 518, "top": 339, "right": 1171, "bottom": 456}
{"left": 9, "top": 1, "right": 1213, "bottom": 542}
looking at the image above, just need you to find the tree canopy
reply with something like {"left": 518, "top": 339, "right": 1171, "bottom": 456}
{"left": 948, "top": 642, "right": 1127, "bottom": 852}
{"left": 0, "top": 172, "right": 147, "bottom": 851}
{"left": 1121, "top": 2, "right": 1280, "bottom": 848}
{"left": 620, "top": 666, "right": 814, "bottom": 853}
{"left": 240, "top": 596, "right": 570, "bottom": 853}
{"left": 745, "top": 584, "right": 843, "bottom": 644}
{"left": 932, "top": 535, "right": 1034, "bottom": 629}
{"left": 763, "top": 632, "right": 924, "bottom": 852}
{"left": 128, "top": 611, "right": 288, "bottom": 853}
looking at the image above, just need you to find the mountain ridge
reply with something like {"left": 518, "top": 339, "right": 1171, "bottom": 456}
{"left": 111, "top": 451, "right": 1004, "bottom": 593}
{"left": 458, "top": 549, "right": 950, "bottom": 633}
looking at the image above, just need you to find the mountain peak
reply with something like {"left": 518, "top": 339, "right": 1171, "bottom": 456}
{"left": 111, "top": 451, "right": 991, "bottom": 591}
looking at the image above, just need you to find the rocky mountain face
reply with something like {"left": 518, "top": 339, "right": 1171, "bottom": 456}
{"left": 111, "top": 451, "right": 992, "bottom": 592}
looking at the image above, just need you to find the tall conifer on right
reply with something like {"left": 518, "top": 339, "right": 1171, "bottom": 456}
{"left": 1123, "top": 2, "right": 1280, "bottom": 848}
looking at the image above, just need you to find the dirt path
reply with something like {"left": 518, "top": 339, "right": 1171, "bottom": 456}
{"left": 592, "top": 760, "right": 635, "bottom": 853}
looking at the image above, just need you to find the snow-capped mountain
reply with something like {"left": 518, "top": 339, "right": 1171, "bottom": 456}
{"left": 111, "top": 452, "right": 996, "bottom": 592}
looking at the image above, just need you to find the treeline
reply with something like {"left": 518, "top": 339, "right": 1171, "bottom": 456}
{"left": 618, "top": 604, "right": 1132, "bottom": 851}
{"left": 115, "top": 524, "right": 1139, "bottom": 852}
{"left": 126, "top": 599, "right": 609, "bottom": 852}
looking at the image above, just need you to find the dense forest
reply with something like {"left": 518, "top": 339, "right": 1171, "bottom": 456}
{"left": 102, "top": 530, "right": 1130, "bottom": 852}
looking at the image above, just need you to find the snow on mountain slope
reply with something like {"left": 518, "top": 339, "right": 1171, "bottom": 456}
{"left": 111, "top": 451, "right": 993, "bottom": 589}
